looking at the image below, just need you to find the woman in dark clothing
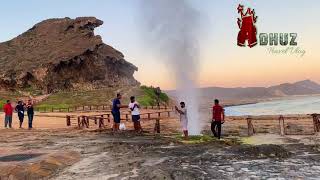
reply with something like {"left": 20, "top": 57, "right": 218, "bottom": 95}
{"left": 15, "top": 101, "right": 25, "bottom": 128}
{"left": 26, "top": 99, "right": 34, "bottom": 129}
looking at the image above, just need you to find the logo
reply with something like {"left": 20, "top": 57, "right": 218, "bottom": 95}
{"left": 236, "top": 4, "right": 306, "bottom": 57}
{"left": 237, "top": 4, "right": 258, "bottom": 48}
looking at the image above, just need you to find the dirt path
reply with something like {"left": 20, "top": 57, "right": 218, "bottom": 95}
{"left": 17, "top": 90, "right": 51, "bottom": 104}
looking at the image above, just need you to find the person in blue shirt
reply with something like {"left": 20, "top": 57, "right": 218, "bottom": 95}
{"left": 112, "top": 93, "right": 128, "bottom": 131}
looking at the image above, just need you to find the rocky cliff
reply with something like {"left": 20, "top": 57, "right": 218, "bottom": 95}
{"left": 0, "top": 17, "right": 139, "bottom": 93}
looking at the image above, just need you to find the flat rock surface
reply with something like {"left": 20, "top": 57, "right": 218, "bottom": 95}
{"left": 1, "top": 127, "right": 320, "bottom": 179}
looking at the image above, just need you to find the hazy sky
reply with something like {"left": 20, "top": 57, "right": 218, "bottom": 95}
{"left": 0, "top": 0, "right": 319, "bottom": 89}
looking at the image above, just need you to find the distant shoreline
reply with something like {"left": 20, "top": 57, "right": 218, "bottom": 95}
{"left": 224, "top": 94, "right": 320, "bottom": 116}
{"left": 223, "top": 94, "right": 320, "bottom": 108}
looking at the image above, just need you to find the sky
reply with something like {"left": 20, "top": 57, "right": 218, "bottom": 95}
{"left": 0, "top": 0, "right": 319, "bottom": 90}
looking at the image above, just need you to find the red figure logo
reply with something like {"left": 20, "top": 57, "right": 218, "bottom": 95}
{"left": 237, "top": 4, "right": 258, "bottom": 48}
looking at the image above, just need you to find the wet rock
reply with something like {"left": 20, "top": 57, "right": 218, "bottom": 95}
{"left": 0, "top": 151, "right": 80, "bottom": 180}
{"left": 226, "top": 167, "right": 235, "bottom": 172}
{"left": 230, "top": 144, "right": 292, "bottom": 159}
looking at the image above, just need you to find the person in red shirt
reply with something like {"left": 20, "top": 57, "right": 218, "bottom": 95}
{"left": 3, "top": 100, "right": 13, "bottom": 128}
{"left": 212, "top": 99, "right": 225, "bottom": 139}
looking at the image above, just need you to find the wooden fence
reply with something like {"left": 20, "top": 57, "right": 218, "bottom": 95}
{"left": 35, "top": 105, "right": 173, "bottom": 113}
{"left": 65, "top": 110, "right": 173, "bottom": 133}
{"left": 246, "top": 114, "right": 320, "bottom": 136}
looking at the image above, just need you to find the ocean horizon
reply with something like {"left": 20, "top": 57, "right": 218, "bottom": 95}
{"left": 225, "top": 95, "right": 320, "bottom": 116}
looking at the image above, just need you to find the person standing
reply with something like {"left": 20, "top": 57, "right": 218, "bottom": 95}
{"left": 175, "top": 102, "right": 188, "bottom": 139}
{"left": 3, "top": 100, "right": 13, "bottom": 128}
{"left": 26, "top": 99, "right": 34, "bottom": 129}
{"left": 211, "top": 99, "right": 225, "bottom": 139}
{"left": 111, "top": 93, "right": 128, "bottom": 131}
{"left": 15, "top": 101, "right": 25, "bottom": 128}
{"left": 128, "top": 96, "right": 142, "bottom": 133}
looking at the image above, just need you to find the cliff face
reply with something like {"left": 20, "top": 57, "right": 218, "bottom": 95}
{"left": 0, "top": 17, "right": 139, "bottom": 93}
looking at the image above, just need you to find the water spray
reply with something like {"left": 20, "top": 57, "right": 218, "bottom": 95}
{"left": 139, "top": 0, "right": 202, "bottom": 135}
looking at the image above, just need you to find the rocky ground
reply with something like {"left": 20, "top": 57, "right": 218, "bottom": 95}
{"left": 0, "top": 127, "right": 320, "bottom": 179}
{"left": 0, "top": 110, "right": 320, "bottom": 179}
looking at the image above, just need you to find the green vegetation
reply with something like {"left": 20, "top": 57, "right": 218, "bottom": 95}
{"left": 173, "top": 134, "right": 242, "bottom": 145}
{"left": 36, "top": 86, "right": 170, "bottom": 109}
{"left": 22, "top": 86, "right": 43, "bottom": 96}
{"left": 136, "top": 85, "right": 169, "bottom": 106}
{"left": 0, "top": 85, "right": 170, "bottom": 110}
{"left": 36, "top": 88, "right": 120, "bottom": 109}
{"left": 0, "top": 91, "right": 25, "bottom": 109}
{"left": 174, "top": 135, "right": 215, "bottom": 144}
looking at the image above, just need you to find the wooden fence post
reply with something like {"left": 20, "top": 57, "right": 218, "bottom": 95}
{"left": 81, "top": 116, "right": 88, "bottom": 128}
{"left": 86, "top": 116, "right": 90, "bottom": 127}
{"left": 247, "top": 117, "right": 255, "bottom": 136}
{"left": 106, "top": 114, "right": 110, "bottom": 123}
{"left": 311, "top": 114, "right": 320, "bottom": 133}
{"left": 94, "top": 117, "right": 97, "bottom": 125}
{"left": 66, "top": 115, "right": 71, "bottom": 126}
{"left": 77, "top": 116, "right": 81, "bottom": 128}
{"left": 126, "top": 114, "right": 129, "bottom": 121}
{"left": 279, "top": 115, "right": 285, "bottom": 136}
{"left": 154, "top": 118, "right": 160, "bottom": 134}
{"left": 158, "top": 112, "right": 161, "bottom": 118}
{"left": 99, "top": 116, "right": 104, "bottom": 128}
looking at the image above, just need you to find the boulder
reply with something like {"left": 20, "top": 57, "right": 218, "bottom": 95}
{"left": 0, "top": 17, "right": 139, "bottom": 93}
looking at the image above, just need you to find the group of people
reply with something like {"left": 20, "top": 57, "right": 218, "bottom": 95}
{"left": 111, "top": 93, "right": 225, "bottom": 139}
{"left": 111, "top": 93, "right": 142, "bottom": 133}
{"left": 175, "top": 99, "right": 225, "bottom": 139}
{"left": 3, "top": 99, "right": 34, "bottom": 129}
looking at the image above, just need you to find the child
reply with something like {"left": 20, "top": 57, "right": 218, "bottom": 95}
{"left": 175, "top": 102, "right": 188, "bottom": 139}
{"left": 212, "top": 99, "right": 225, "bottom": 139}
{"left": 128, "top": 96, "right": 142, "bottom": 133}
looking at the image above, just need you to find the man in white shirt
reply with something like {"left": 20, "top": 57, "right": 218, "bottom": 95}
{"left": 129, "top": 96, "right": 142, "bottom": 133}
{"left": 175, "top": 102, "right": 188, "bottom": 139}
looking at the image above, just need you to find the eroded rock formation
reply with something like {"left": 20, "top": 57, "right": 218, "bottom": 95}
{"left": 0, "top": 17, "right": 139, "bottom": 93}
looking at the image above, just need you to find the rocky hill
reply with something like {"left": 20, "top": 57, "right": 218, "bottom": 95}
{"left": 167, "top": 80, "right": 320, "bottom": 103}
{"left": 0, "top": 17, "right": 139, "bottom": 94}
{"left": 206, "top": 80, "right": 320, "bottom": 100}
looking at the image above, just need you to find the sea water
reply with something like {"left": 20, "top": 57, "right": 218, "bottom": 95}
{"left": 225, "top": 95, "right": 320, "bottom": 116}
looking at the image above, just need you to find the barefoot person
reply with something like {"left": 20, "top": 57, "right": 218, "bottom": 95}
{"left": 3, "top": 100, "right": 13, "bottom": 128}
{"left": 211, "top": 99, "right": 225, "bottom": 139}
{"left": 15, "top": 101, "right": 25, "bottom": 128}
{"left": 128, "top": 96, "right": 142, "bottom": 133}
{"left": 111, "top": 93, "right": 128, "bottom": 131}
{"left": 175, "top": 102, "right": 188, "bottom": 139}
{"left": 26, "top": 99, "right": 34, "bottom": 129}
